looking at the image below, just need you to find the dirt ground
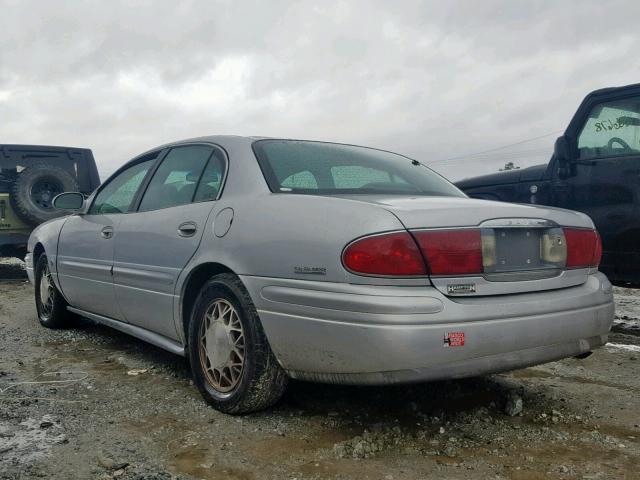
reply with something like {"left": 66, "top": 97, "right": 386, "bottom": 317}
{"left": 1, "top": 262, "right": 639, "bottom": 480}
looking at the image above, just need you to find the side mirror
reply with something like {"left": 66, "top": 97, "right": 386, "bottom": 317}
{"left": 554, "top": 136, "right": 572, "bottom": 179}
{"left": 53, "top": 192, "right": 85, "bottom": 211}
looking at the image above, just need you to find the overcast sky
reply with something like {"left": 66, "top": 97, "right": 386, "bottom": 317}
{"left": 1, "top": 0, "right": 639, "bottom": 181}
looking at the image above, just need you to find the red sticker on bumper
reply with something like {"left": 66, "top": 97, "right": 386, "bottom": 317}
{"left": 444, "top": 332, "right": 465, "bottom": 347}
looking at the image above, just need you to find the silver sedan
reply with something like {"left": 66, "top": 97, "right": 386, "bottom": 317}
{"left": 25, "top": 136, "right": 614, "bottom": 413}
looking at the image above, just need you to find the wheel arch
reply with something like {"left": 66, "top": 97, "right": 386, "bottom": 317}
{"left": 179, "top": 262, "right": 237, "bottom": 345}
{"left": 33, "top": 242, "right": 45, "bottom": 266}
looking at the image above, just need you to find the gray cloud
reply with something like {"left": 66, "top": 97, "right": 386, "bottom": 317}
{"left": 1, "top": 0, "right": 639, "bottom": 181}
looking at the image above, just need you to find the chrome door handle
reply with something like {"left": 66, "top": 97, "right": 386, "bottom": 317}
{"left": 100, "top": 226, "right": 114, "bottom": 239}
{"left": 178, "top": 222, "right": 197, "bottom": 237}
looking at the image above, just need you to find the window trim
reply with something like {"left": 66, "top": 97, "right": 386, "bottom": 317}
{"left": 131, "top": 142, "right": 230, "bottom": 213}
{"left": 87, "top": 148, "right": 167, "bottom": 215}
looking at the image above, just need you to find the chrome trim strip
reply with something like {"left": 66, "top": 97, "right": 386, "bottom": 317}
{"left": 58, "top": 273, "right": 113, "bottom": 286}
{"left": 67, "top": 307, "right": 185, "bottom": 356}
{"left": 483, "top": 269, "right": 562, "bottom": 282}
{"left": 479, "top": 218, "right": 558, "bottom": 228}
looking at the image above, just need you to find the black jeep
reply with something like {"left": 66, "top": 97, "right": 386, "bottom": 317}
{"left": 0, "top": 145, "right": 100, "bottom": 258}
{"left": 457, "top": 83, "right": 640, "bottom": 286}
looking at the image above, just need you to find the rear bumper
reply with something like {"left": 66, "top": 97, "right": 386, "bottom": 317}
{"left": 241, "top": 273, "right": 614, "bottom": 384}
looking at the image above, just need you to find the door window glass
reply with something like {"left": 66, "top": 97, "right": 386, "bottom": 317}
{"left": 578, "top": 96, "right": 640, "bottom": 160}
{"left": 193, "top": 150, "right": 227, "bottom": 202}
{"left": 89, "top": 159, "right": 155, "bottom": 214}
{"left": 139, "top": 145, "right": 213, "bottom": 211}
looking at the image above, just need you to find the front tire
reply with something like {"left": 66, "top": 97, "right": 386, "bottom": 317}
{"left": 188, "top": 274, "right": 288, "bottom": 414}
{"left": 34, "top": 254, "right": 73, "bottom": 328}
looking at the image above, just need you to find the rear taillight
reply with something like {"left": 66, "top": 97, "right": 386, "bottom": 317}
{"left": 593, "top": 231, "right": 603, "bottom": 266}
{"left": 342, "top": 232, "right": 427, "bottom": 276}
{"left": 563, "top": 228, "right": 601, "bottom": 268}
{"left": 343, "top": 227, "right": 602, "bottom": 278}
{"left": 412, "top": 229, "right": 483, "bottom": 275}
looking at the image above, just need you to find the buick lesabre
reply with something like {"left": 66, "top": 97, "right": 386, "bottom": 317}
{"left": 26, "top": 137, "right": 614, "bottom": 413}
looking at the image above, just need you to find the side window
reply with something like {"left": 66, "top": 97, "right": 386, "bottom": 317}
{"left": 331, "top": 166, "right": 392, "bottom": 188}
{"left": 89, "top": 159, "right": 155, "bottom": 214}
{"left": 193, "top": 149, "right": 227, "bottom": 202}
{"left": 578, "top": 96, "right": 640, "bottom": 160}
{"left": 139, "top": 145, "right": 213, "bottom": 212}
{"left": 281, "top": 170, "right": 318, "bottom": 189}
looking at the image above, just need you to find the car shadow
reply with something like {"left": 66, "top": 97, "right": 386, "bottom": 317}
{"left": 71, "top": 316, "right": 533, "bottom": 423}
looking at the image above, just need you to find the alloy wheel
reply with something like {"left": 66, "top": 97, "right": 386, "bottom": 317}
{"left": 39, "top": 263, "right": 54, "bottom": 317}
{"left": 199, "top": 299, "right": 246, "bottom": 393}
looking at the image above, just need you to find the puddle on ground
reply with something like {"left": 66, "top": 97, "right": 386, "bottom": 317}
{"left": 0, "top": 415, "right": 66, "bottom": 467}
{"left": 511, "top": 365, "right": 638, "bottom": 393}
{"left": 555, "top": 374, "right": 639, "bottom": 393}
{"left": 125, "top": 410, "right": 356, "bottom": 480}
{"left": 170, "top": 448, "right": 255, "bottom": 480}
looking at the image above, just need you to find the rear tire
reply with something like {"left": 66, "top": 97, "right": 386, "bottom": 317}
{"left": 188, "top": 273, "right": 288, "bottom": 414}
{"left": 35, "top": 254, "right": 73, "bottom": 328}
{"left": 11, "top": 164, "right": 79, "bottom": 225}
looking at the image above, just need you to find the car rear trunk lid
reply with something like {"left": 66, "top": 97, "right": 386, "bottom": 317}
{"left": 337, "top": 195, "right": 596, "bottom": 296}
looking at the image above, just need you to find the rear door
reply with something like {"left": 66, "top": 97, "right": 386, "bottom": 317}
{"left": 57, "top": 156, "right": 156, "bottom": 319}
{"left": 560, "top": 94, "right": 640, "bottom": 282}
{"left": 113, "top": 144, "right": 227, "bottom": 340}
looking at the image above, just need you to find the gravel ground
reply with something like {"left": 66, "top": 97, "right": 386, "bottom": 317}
{"left": 1, "top": 263, "right": 639, "bottom": 479}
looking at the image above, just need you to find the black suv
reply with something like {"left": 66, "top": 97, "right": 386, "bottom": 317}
{"left": 0, "top": 145, "right": 100, "bottom": 257}
{"left": 457, "top": 83, "right": 640, "bottom": 285}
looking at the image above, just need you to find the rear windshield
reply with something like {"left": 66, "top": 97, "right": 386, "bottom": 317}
{"left": 253, "top": 140, "right": 465, "bottom": 197}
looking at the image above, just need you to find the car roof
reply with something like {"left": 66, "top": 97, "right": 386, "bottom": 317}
{"left": 142, "top": 135, "right": 261, "bottom": 152}
{"left": 112, "top": 135, "right": 419, "bottom": 186}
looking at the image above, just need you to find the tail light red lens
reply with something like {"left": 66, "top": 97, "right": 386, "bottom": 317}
{"left": 413, "top": 229, "right": 483, "bottom": 275}
{"left": 344, "top": 226, "right": 601, "bottom": 278}
{"left": 563, "top": 228, "right": 602, "bottom": 268}
{"left": 342, "top": 232, "right": 427, "bottom": 276}
{"left": 593, "top": 231, "right": 603, "bottom": 267}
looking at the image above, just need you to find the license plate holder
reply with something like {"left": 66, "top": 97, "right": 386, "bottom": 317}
{"left": 484, "top": 228, "right": 545, "bottom": 273}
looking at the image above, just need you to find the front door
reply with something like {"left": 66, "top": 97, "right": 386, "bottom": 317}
{"left": 561, "top": 95, "right": 640, "bottom": 282}
{"left": 57, "top": 157, "right": 156, "bottom": 319}
{"left": 57, "top": 213, "right": 121, "bottom": 319}
{"left": 113, "top": 144, "right": 226, "bottom": 340}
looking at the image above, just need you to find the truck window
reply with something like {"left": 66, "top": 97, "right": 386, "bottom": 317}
{"left": 577, "top": 96, "right": 640, "bottom": 160}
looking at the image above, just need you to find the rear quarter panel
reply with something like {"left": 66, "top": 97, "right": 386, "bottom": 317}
{"left": 183, "top": 193, "right": 406, "bottom": 284}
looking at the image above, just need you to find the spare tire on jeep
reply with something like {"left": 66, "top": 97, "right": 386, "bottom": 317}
{"left": 10, "top": 164, "right": 79, "bottom": 225}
